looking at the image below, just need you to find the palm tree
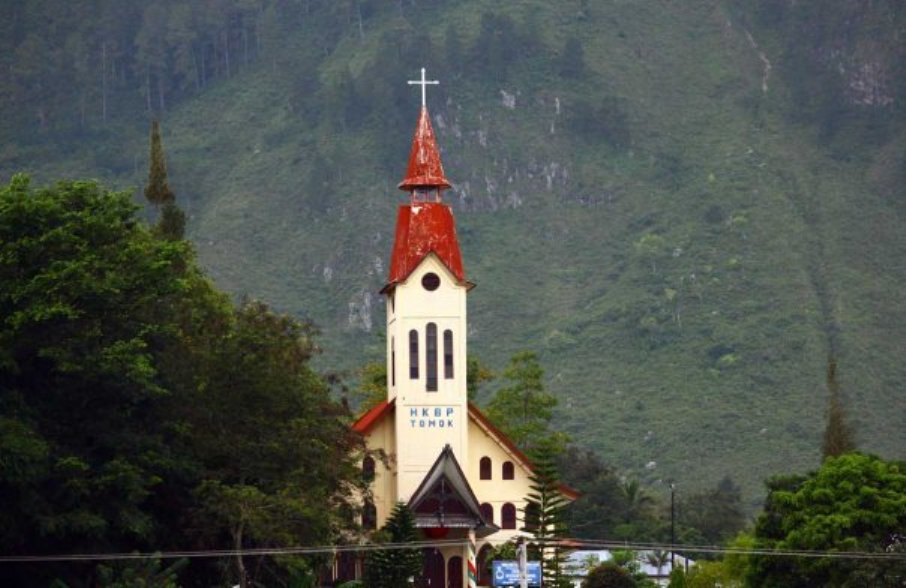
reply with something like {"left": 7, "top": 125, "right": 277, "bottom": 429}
{"left": 644, "top": 550, "right": 671, "bottom": 579}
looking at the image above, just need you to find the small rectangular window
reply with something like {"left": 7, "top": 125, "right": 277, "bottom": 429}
{"left": 391, "top": 338, "right": 396, "bottom": 386}
{"left": 409, "top": 330, "right": 419, "bottom": 379}
{"left": 443, "top": 330, "right": 454, "bottom": 379}
{"left": 426, "top": 323, "right": 437, "bottom": 391}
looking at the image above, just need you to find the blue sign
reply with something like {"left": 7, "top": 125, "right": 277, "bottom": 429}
{"left": 491, "top": 561, "right": 541, "bottom": 587}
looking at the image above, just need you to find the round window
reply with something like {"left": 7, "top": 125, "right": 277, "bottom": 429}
{"left": 421, "top": 272, "right": 441, "bottom": 291}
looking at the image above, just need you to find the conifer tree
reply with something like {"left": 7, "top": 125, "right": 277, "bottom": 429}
{"left": 145, "top": 119, "right": 174, "bottom": 209}
{"left": 822, "top": 358, "right": 855, "bottom": 459}
{"left": 144, "top": 119, "right": 185, "bottom": 240}
{"left": 523, "top": 439, "right": 572, "bottom": 588}
{"left": 363, "top": 502, "right": 423, "bottom": 588}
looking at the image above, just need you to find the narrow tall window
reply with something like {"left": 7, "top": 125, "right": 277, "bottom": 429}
{"left": 480, "top": 503, "right": 494, "bottom": 524}
{"left": 363, "top": 456, "right": 375, "bottom": 483}
{"left": 426, "top": 322, "right": 437, "bottom": 391}
{"left": 363, "top": 500, "right": 377, "bottom": 530}
{"left": 409, "top": 330, "right": 419, "bottom": 379}
{"left": 502, "top": 461, "right": 515, "bottom": 480}
{"left": 443, "top": 329, "right": 454, "bottom": 379}
{"left": 501, "top": 503, "right": 517, "bottom": 529}
{"left": 391, "top": 337, "right": 396, "bottom": 386}
{"left": 480, "top": 456, "right": 492, "bottom": 480}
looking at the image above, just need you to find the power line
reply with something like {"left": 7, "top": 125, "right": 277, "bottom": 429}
{"left": 1, "top": 537, "right": 903, "bottom": 564}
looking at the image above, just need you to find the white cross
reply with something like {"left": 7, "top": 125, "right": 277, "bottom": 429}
{"left": 408, "top": 67, "right": 439, "bottom": 108}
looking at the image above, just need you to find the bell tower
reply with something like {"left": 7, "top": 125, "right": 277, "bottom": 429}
{"left": 381, "top": 69, "right": 474, "bottom": 502}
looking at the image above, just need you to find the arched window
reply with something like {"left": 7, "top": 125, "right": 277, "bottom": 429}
{"left": 443, "top": 329, "right": 454, "bottom": 379}
{"left": 480, "top": 456, "right": 492, "bottom": 480}
{"left": 363, "top": 500, "right": 377, "bottom": 530}
{"left": 478, "top": 545, "right": 494, "bottom": 586}
{"left": 391, "top": 337, "right": 395, "bottom": 387}
{"left": 501, "top": 503, "right": 516, "bottom": 529}
{"left": 480, "top": 502, "right": 494, "bottom": 524}
{"left": 524, "top": 501, "right": 540, "bottom": 532}
{"left": 409, "top": 330, "right": 418, "bottom": 379}
{"left": 362, "top": 456, "right": 375, "bottom": 483}
{"left": 502, "top": 461, "right": 515, "bottom": 480}
{"left": 426, "top": 323, "right": 437, "bottom": 391}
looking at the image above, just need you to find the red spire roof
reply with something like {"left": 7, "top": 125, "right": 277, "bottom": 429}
{"left": 384, "top": 202, "right": 468, "bottom": 288}
{"left": 398, "top": 106, "right": 451, "bottom": 192}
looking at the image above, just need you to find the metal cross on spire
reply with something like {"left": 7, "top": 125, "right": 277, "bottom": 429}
{"left": 408, "top": 67, "right": 439, "bottom": 108}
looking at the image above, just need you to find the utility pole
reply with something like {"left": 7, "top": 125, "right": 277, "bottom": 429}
{"left": 517, "top": 537, "right": 528, "bottom": 588}
{"left": 670, "top": 483, "right": 676, "bottom": 570}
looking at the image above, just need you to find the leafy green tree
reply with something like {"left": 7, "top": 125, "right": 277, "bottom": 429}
{"left": 822, "top": 358, "right": 855, "bottom": 459}
{"left": 747, "top": 453, "right": 906, "bottom": 586}
{"left": 583, "top": 561, "right": 636, "bottom": 588}
{"left": 485, "top": 351, "right": 566, "bottom": 453}
{"left": 363, "top": 502, "right": 423, "bottom": 588}
{"left": 0, "top": 175, "right": 197, "bottom": 585}
{"left": 523, "top": 439, "right": 572, "bottom": 588}
{"left": 185, "top": 300, "right": 363, "bottom": 588}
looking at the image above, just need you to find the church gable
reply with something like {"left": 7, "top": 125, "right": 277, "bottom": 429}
{"left": 408, "top": 444, "right": 496, "bottom": 537}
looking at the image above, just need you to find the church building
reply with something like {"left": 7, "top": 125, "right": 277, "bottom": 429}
{"left": 343, "top": 70, "right": 578, "bottom": 587}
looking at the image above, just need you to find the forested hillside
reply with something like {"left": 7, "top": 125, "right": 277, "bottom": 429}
{"left": 2, "top": 0, "right": 905, "bottom": 508}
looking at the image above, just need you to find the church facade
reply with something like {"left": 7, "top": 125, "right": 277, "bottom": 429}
{"left": 341, "top": 72, "right": 577, "bottom": 587}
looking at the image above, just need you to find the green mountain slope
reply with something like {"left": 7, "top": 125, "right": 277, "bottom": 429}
{"left": 2, "top": 0, "right": 904, "bottom": 510}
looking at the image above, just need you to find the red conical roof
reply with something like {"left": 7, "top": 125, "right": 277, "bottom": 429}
{"left": 384, "top": 202, "right": 468, "bottom": 289}
{"left": 398, "top": 106, "right": 452, "bottom": 192}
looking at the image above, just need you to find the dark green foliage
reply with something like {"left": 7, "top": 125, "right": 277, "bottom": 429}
{"left": 559, "top": 447, "right": 648, "bottom": 540}
{"left": 0, "top": 175, "right": 197, "bottom": 583}
{"left": 156, "top": 201, "right": 185, "bottom": 240}
{"left": 582, "top": 562, "right": 636, "bottom": 588}
{"left": 747, "top": 453, "right": 906, "bottom": 586}
{"left": 822, "top": 359, "right": 855, "bottom": 459}
{"left": 363, "top": 502, "right": 423, "bottom": 588}
{"left": 679, "top": 477, "right": 746, "bottom": 546}
{"left": 144, "top": 120, "right": 174, "bottom": 208}
{"left": 0, "top": 176, "right": 363, "bottom": 587}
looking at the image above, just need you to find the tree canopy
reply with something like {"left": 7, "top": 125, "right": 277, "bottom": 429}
{"left": 0, "top": 175, "right": 363, "bottom": 587}
{"left": 747, "top": 452, "right": 906, "bottom": 586}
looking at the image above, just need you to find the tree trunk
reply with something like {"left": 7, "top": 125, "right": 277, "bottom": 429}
{"left": 234, "top": 525, "right": 247, "bottom": 588}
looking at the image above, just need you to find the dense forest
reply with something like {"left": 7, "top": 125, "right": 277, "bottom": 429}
{"left": 1, "top": 0, "right": 905, "bottom": 513}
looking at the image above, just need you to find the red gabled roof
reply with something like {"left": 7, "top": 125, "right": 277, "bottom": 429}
{"left": 384, "top": 201, "right": 468, "bottom": 288}
{"left": 398, "top": 106, "right": 451, "bottom": 192}
{"left": 468, "top": 403, "right": 581, "bottom": 501}
{"left": 352, "top": 399, "right": 395, "bottom": 434}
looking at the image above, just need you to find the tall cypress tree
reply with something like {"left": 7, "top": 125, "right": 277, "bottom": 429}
{"left": 822, "top": 358, "right": 855, "bottom": 459}
{"left": 144, "top": 119, "right": 185, "bottom": 240}
{"left": 145, "top": 119, "right": 174, "bottom": 209}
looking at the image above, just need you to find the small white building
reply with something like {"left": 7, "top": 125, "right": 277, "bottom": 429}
{"left": 565, "top": 549, "right": 695, "bottom": 587}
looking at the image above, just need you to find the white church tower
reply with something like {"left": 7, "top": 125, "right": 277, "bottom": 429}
{"left": 381, "top": 69, "right": 474, "bottom": 502}
{"left": 347, "top": 69, "right": 577, "bottom": 588}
